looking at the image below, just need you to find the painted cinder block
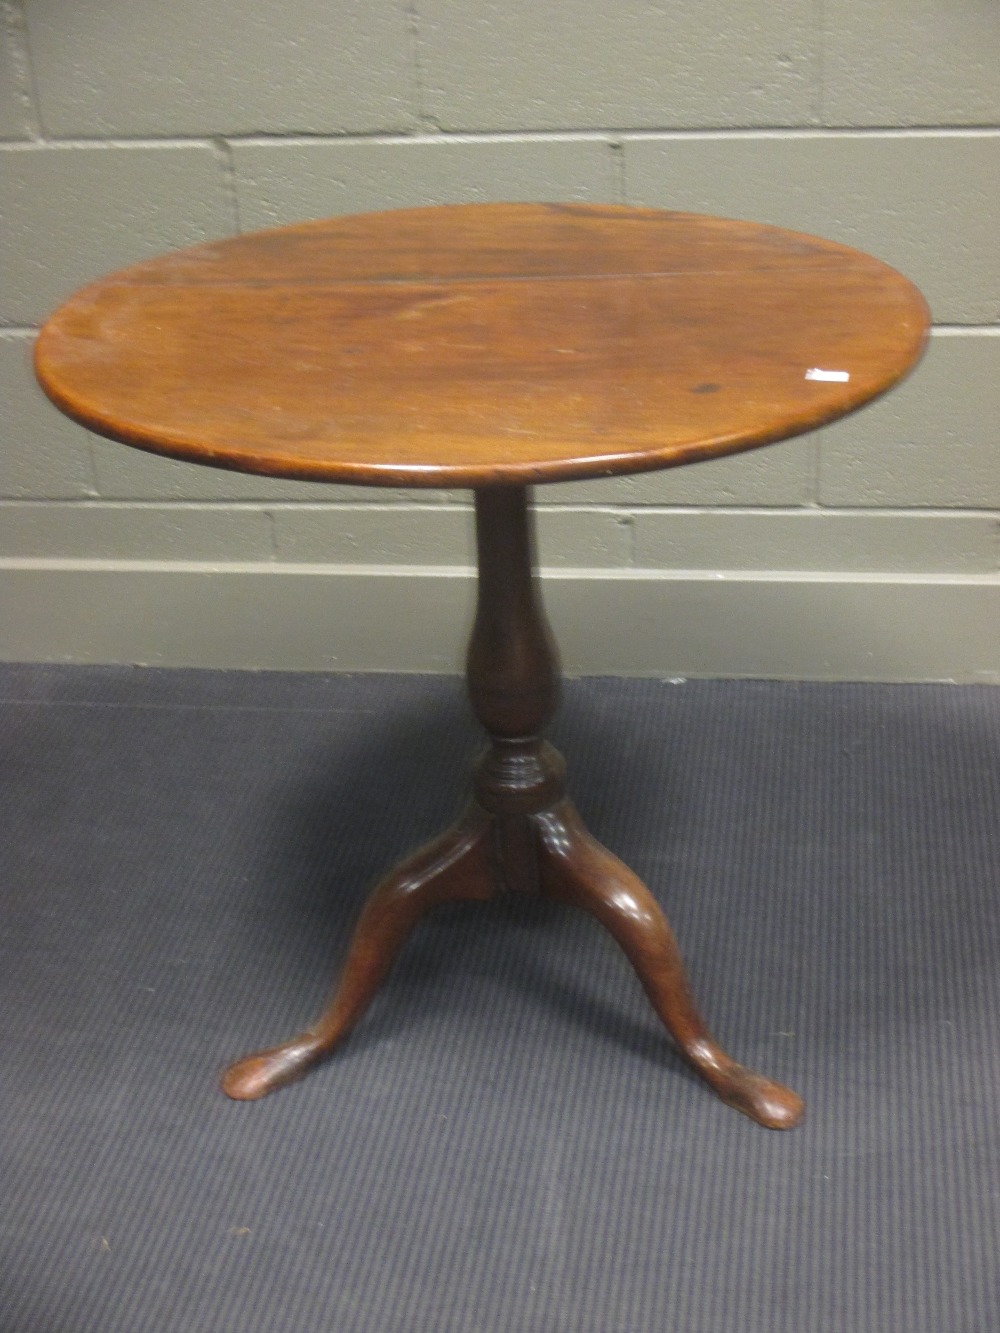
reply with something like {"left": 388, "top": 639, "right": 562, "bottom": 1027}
{"left": 269, "top": 504, "right": 631, "bottom": 568}
{"left": 0, "top": 337, "right": 95, "bottom": 499}
{"left": 1, "top": 145, "right": 231, "bottom": 325}
{"left": 819, "top": 334, "right": 1000, "bottom": 507}
{"left": 22, "top": 0, "right": 416, "bottom": 137}
{"left": 624, "top": 133, "right": 1000, "bottom": 324}
{"left": 232, "top": 137, "right": 619, "bottom": 233}
{"left": 8, "top": 566, "right": 1000, "bottom": 679}
{"left": 271, "top": 505, "right": 473, "bottom": 565}
{"left": 88, "top": 436, "right": 437, "bottom": 505}
{"left": 630, "top": 509, "right": 1000, "bottom": 575}
{"left": 824, "top": 0, "right": 1000, "bottom": 127}
{"left": 0, "top": 18, "right": 29, "bottom": 139}
{"left": 536, "top": 507, "right": 632, "bottom": 567}
{"left": 418, "top": 0, "right": 816, "bottom": 130}
{"left": 0, "top": 502, "right": 273, "bottom": 561}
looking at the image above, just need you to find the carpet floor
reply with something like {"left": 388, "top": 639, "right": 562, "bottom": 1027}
{"left": 2, "top": 665, "right": 999, "bottom": 1333}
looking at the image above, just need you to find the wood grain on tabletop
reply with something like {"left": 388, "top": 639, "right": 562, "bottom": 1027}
{"left": 34, "top": 202, "right": 930, "bottom": 489}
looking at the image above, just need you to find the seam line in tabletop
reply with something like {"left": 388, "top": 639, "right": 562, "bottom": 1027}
{"left": 73, "top": 265, "right": 888, "bottom": 290}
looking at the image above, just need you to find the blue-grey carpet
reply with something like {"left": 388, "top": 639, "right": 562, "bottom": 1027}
{"left": 2, "top": 665, "right": 999, "bottom": 1333}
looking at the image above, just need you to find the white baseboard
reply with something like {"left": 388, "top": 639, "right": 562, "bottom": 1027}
{"left": 3, "top": 560, "right": 1000, "bottom": 682}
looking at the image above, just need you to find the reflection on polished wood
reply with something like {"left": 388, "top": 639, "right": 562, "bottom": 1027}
{"left": 34, "top": 204, "right": 929, "bottom": 1127}
{"left": 35, "top": 202, "right": 928, "bottom": 490}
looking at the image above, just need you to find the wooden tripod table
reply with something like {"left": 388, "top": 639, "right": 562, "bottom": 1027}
{"left": 36, "top": 203, "right": 928, "bottom": 1128}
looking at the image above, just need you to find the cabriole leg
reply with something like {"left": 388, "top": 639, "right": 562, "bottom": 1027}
{"left": 535, "top": 800, "right": 804, "bottom": 1130}
{"left": 222, "top": 808, "right": 494, "bottom": 1100}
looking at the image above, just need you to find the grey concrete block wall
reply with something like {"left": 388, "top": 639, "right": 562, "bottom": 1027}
{"left": 819, "top": 335, "right": 1000, "bottom": 508}
{"left": 417, "top": 0, "right": 818, "bottom": 129}
{"left": 232, "top": 137, "right": 618, "bottom": 232}
{"left": 2, "top": 0, "right": 999, "bottom": 678}
{"left": 2, "top": 144, "right": 233, "bottom": 324}
{"left": 624, "top": 133, "right": 1000, "bottom": 324}
{"left": 21, "top": 0, "right": 418, "bottom": 136}
{"left": 823, "top": 0, "right": 1000, "bottom": 126}
{"left": 0, "top": 8, "right": 30, "bottom": 139}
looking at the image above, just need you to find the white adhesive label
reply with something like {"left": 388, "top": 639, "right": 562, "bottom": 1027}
{"left": 805, "top": 368, "right": 850, "bottom": 383}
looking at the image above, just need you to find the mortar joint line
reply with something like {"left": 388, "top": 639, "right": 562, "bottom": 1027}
{"left": 608, "top": 139, "right": 627, "bottom": 204}
{"left": 3, "top": 0, "right": 44, "bottom": 141}
{"left": 404, "top": 0, "right": 439, "bottom": 133}
{"left": 810, "top": 433, "right": 824, "bottom": 507}
{"left": 263, "top": 509, "right": 279, "bottom": 561}
{"left": 933, "top": 325, "right": 1000, "bottom": 336}
{"left": 212, "top": 136, "right": 242, "bottom": 235}
{"left": 82, "top": 438, "right": 101, "bottom": 500}
{"left": 815, "top": 0, "right": 826, "bottom": 127}
{"left": 9, "top": 126, "right": 1000, "bottom": 151}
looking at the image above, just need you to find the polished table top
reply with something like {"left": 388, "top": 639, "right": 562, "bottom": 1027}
{"left": 34, "top": 202, "right": 929, "bottom": 490}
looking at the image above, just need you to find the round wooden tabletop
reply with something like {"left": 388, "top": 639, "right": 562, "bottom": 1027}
{"left": 35, "top": 202, "right": 929, "bottom": 489}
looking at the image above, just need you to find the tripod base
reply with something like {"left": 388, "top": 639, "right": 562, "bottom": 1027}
{"left": 222, "top": 796, "right": 802, "bottom": 1130}
{"left": 222, "top": 487, "right": 803, "bottom": 1129}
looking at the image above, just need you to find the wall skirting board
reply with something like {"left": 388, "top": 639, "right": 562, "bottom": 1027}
{"left": 3, "top": 562, "right": 1000, "bottom": 682}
